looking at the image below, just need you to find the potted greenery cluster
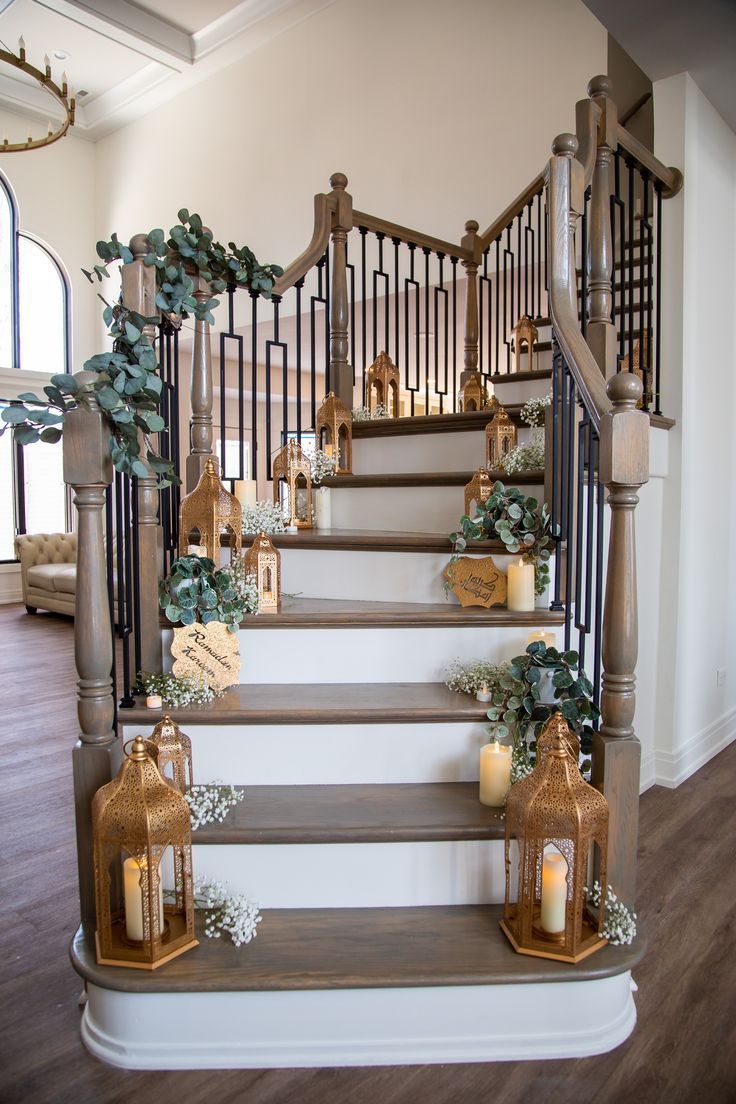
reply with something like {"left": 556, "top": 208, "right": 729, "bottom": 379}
{"left": 159, "top": 555, "right": 258, "bottom": 632}
{"left": 450, "top": 480, "right": 552, "bottom": 595}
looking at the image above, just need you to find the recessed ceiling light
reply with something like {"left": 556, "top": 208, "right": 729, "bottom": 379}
{"left": 76, "top": 89, "right": 88, "bottom": 98}
{"left": 53, "top": 50, "right": 68, "bottom": 60}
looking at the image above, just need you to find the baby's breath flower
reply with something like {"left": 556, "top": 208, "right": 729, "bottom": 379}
{"left": 241, "top": 500, "right": 287, "bottom": 535}
{"left": 186, "top": 782, "right": 244, "bottom": 830}
{"left": 140, "top": 671, "right": 222, "bottom": 707}
{"left": 585, "top": 881, "right": 637, "bottom": 945}
{"left": 194, "top": 877, "right": 262, "bottom": 948}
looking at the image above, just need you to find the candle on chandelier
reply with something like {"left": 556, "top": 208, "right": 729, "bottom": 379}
{"left": 507, "top": 558, "right": 535, "bottom": 611}
{"left": 479, "top": 740, "right": 512, "bottom": 806}
{"left": 18, "top": 36, "right": 25, "bottom": 59}
{"left": 540, "top": 851, "right": 568, "bottom": 934}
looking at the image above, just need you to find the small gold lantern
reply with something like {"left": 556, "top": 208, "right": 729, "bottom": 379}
{"left": 147, "top": 715, "right": 193, "bottom": 794}
{"left": 486, "top": 405, "right": 517, "bottom": 469}
{"left": 501, "top": 714, "right": 609, "bottom": 964}
{"left": 620, "top": 333, "right": 652, "bottom": 407}
{"left": 92, "top": 735, "right": 198, "bottom": 970}
{"left": 244, "top": 531, "right": 281, "bottom": 614}
{"left": 273, "top": 439, "right": 313, "bottom": 528}
{"left": 458, "top": 372, "right": 489, "bottom": 412}
{"left": 366, "top": 350, "right": 400, "bottom": 417}
{"left": 464, "top": 467, "right": 494, "bottom": 517}
{"left": 512, "top": 315, "right": 539, "bottom": 374}
{"left": 179, "top": 457, "right": 242, "bottom": 563}
{"left": 316, "top": 392, "right": 352, "bottom": 474}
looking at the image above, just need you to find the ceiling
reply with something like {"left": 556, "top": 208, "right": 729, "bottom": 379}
{"left": 583, "top": 0, "right": 736, "bottom": 131}
{"left": 0, "top": 0, "right": 338, "bottom": 140}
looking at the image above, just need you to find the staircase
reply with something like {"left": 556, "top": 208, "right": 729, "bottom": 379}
{"left": 65, "top": 75, "right": 681, "bottom": 1069}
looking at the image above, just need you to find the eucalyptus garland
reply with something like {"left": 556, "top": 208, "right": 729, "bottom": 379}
{"left": 0, "top": 211, "right": 282, "bottom": 487}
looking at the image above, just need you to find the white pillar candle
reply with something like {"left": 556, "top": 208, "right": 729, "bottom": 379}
{"left": 123, "top": 856, "right": 164, "bottom": 942}
{"left": 315, "top": 486, "right": 332, "bottom": 529}
{"left": 507, "top": 558, "right": 535, "bottom": 611}
{"left": 234, "top": 480, "right": 258, "bottom": 510}
{"left": 479, "top": 740, "right": 512, "bottom": 806}
{"left": 527, "top": 630, "right": 556, "bottom": 648}
{"left": 475, "top": 683, "right": 492, "bottom": 703}
{"left": 540, "top": 851, "right": 568, "bottom": 934}
{"left": 187, "top": 544, "right": 208, "bottom": 557}
{"left": 146, "top": 694, "right": 162, "bottom": 709}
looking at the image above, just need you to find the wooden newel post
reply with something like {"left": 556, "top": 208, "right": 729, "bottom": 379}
{"left": 328, "top": 172, "right": 353, "bottom": 410}
{"left": 460, "top": 219, "right": 479, "bottom": 385}
{"left": 586, "top": 75, "right": 618, "bottom": 378}
{"left": 122, "top": 235, "right": 162, "bottom": 675}
{"left": 186, "top": 274, "right": 214, "bottom": 491}
{"left": 63, "top": 387, "right": 120, "bottom": 923}
{"left": 593, "top": 370, "right": 649, "bottom": 905}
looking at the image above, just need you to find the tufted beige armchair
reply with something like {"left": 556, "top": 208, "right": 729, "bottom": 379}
{"left": 15, "top": 532, "right": 77, "bottom": 616}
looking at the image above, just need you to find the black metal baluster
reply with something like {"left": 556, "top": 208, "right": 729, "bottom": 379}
{"left": 654, "top": 182, "right": 663, "bottom": 415}
{"left": 435, "top": 253, "right": 448, "bottom": 414}
{"left": 627, "top": 158, "right": 635, "bottom": 368}
{"left": 495, "top": 238, "right": 501, "bottom": 374}
{"left": 563, "top": 372, "right": 576, "bottom": 653}
{"left": 360, "top": 227, "right": 367, "bottom": 405}
{"left": 404, "top": 243, "right": 418, "bottom": 416}
{"left": 580, "top": 187, "right": 589, "bottom": 336}
{"left": 393, "top": 238, "right": 400, "bottom": 371}
{"left": 105, "top": 485, "right": 117, "bottom": 730}
{"left": 550, "top": 341, "right": 563, "bottom": 611}
{"left": 574, "top": 413, "right": 586, "bottom": 664}
{"left": 593, "top": 437, "right": 604, "bottom": 711}
{"left": 250, "top": 290, "right": 258, "bottom": 488}
{"left": 451, "top": 256, "right": 458, "bottom": 411}
{"left": 295, "top": 280, "right": 303, "bottom": 440}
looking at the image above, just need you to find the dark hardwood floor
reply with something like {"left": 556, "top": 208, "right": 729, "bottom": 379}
{"left": 1, "top": 602, "right": 734, "bottom": 1104}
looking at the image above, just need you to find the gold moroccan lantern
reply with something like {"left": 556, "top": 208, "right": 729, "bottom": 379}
{"left": 272, "top": 439, "right": 312, "bottom": 528}
{"left": 366, "top": 350, "right": 400, "bottom": 417}
{"left": 179, "top": 457, "right": 242, "bottom": 563}
{"left": 486, "top": 406, "right": 517, "bottom": 469}
{"left": 458, "top": 372, "right": 489, "bottom": 412}
{"left": 244, "top": 531, "right": 281, "bottom": 614}
{"left": 464, "top": 467, "right": 494, "bottom": 517}
{"left": 92, "top": 736, "right": 198, "bottom": 970}
{"left": 501, "top": 714, "right": 609, "bottom": 964}
{"left": 316, "top": 391, "right": 352, "bottom": 474}
{"left": 511, "top": 314, "right": 539, "bottom": 374}
{"left": 147, "top": 715, "right": 193, "bottom": 794}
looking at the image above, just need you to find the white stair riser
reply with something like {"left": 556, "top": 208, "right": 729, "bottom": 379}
{"left": 81, "top": 973, "right": 636, "bottom": 1068}
{"left": 273, "top": 547, "right": 529, "bottom": 604}
{"left": 489, "top": 372, "right": 552, "bottom": 405}
{"left": 192, "top": 840, "right": 506, "bottom": 908}
{"left": 329, "top": 483, "right": 544, "bottom": 533}
{"left": 353, "top": 430, "right": 486, "bottom": 475}
{"left": 163, "top": 623, "right": 562, "bottom": 683}
{"left": 121, "top": 720, "right": 498, "bottom": 785}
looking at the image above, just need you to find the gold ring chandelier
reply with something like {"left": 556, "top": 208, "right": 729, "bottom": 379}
{"left": 0, "top": 36, "right": 75, "bottom": 152}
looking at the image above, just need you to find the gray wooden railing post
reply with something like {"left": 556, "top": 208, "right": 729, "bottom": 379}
{"left": 121, "top": 235, "right": 162, "bottom": 674}
{"left": 586, "top": 75, "right": 618, "bottom": 378}
{"left": 460, "top": 220, "right": 480, "bottom": 385}
{"left": 186, "top": 275, "right": 214, "bottom": 491}
{"left": 64, "top": 391, "right": 119, "bottom": 923}
{"left": 328, "top": 172, "right": 354, "bottom": 410}
{"left": 593, "top": 371, "right": 648, "bottom": 905}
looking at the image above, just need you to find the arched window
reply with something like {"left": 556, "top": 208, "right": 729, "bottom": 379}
{"left": 0, "top": 171, "right": 71, "bottom": 561}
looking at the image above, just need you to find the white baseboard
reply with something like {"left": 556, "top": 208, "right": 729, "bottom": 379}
{"left": 647, "top": 707, "right": 736, "bottom": 789}
{"left": 81, "top": 973, "right": 636, "bottom": 1069}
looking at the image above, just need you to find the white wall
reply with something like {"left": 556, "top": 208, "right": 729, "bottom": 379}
{"left": 645, "top": 73, "right": 736, "bottom": 787}
{"left": 94, "top": 0, "right": 606, "bottom": 260}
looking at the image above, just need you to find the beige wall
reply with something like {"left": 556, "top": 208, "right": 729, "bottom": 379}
{"left": 94, "top": 0, "right": 606, "bottom": 264}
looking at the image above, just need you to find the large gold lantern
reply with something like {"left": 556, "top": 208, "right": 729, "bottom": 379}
{"left": 244, "top": 531, "right": 281, "bottom": 614}
{"left": 486, "top": 405, "right": 517, "bottom": 469}
{"left": 501, "top": 714, "right": 609, "bottom": 964}
{"left": 179, "top": 457, "right": 242, "bottom": 563}
{"left": 92, "top": 736, "right": 198, "bottom": 970}
{"left": 316, "top": 391, "right": 352, "bottom": 474}
{"left": 512, "top": 314, "right": 539, "bottom": 374}
{"left": 273, "top": 439, "right": 312, "bottom": 528}
{"left": 458, "top": 372, "right": 489, "bottom": 412}
{"left": 147, "top": 715, "right": 193, "bottom": 794}
{"left": 464, "top": 467, "right": 493, "bottom": 517}
{"left": 366, "top": 350, "right": 400, "bottom": 417}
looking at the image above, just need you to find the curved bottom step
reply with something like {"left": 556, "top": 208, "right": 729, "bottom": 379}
{"left": 80, "top": 973, "right": 636, "bottom": 1069}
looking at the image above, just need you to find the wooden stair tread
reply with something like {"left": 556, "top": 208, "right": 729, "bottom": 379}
{"left": 193, "top": 782, "right": 505, "bottom": 844}
{"left": 71, "top": 906, "right": 643, "bottom": 993}
{"left": 352, "top": 407, "right": 525, "bottom": 437}
{"left": 241, "top": 529, "right": 509, "bottom": 555}
{"left": 204, "top": 596, "right": 565, "bottom": 628}
{"left": 323, "top": 470, "right": 544, "bottom": 489}
{"left": 123, "top": 681, "right": 495, "bottom": 725}
{"left": 490, "top": 368, "right": 553, "bottom": 384}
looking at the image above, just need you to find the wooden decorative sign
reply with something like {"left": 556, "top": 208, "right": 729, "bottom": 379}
{"left": 171, "top": 621, "right": 241, "bottom": 691}
{"left": 444, "top": 556, "right": 507, "bottom": 608}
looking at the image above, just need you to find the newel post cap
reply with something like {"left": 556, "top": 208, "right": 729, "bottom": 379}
{"left": 552, "top": 133, "right": 578, "bottom": 158}
{"left": 587, "top": 74, "right": 614, "bottom": 100}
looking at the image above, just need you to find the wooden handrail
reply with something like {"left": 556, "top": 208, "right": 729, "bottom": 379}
{"left": 616, "top": 123, "right": 683, "bottom": 197}
{"left": 352, "top": 210, "right": 470, "bottom": 261}
{"left": 272, "top": 191, "right": 333, "bottom": 297}
{"left": 476, "top": 174, "right": 545, "bottom": 256}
